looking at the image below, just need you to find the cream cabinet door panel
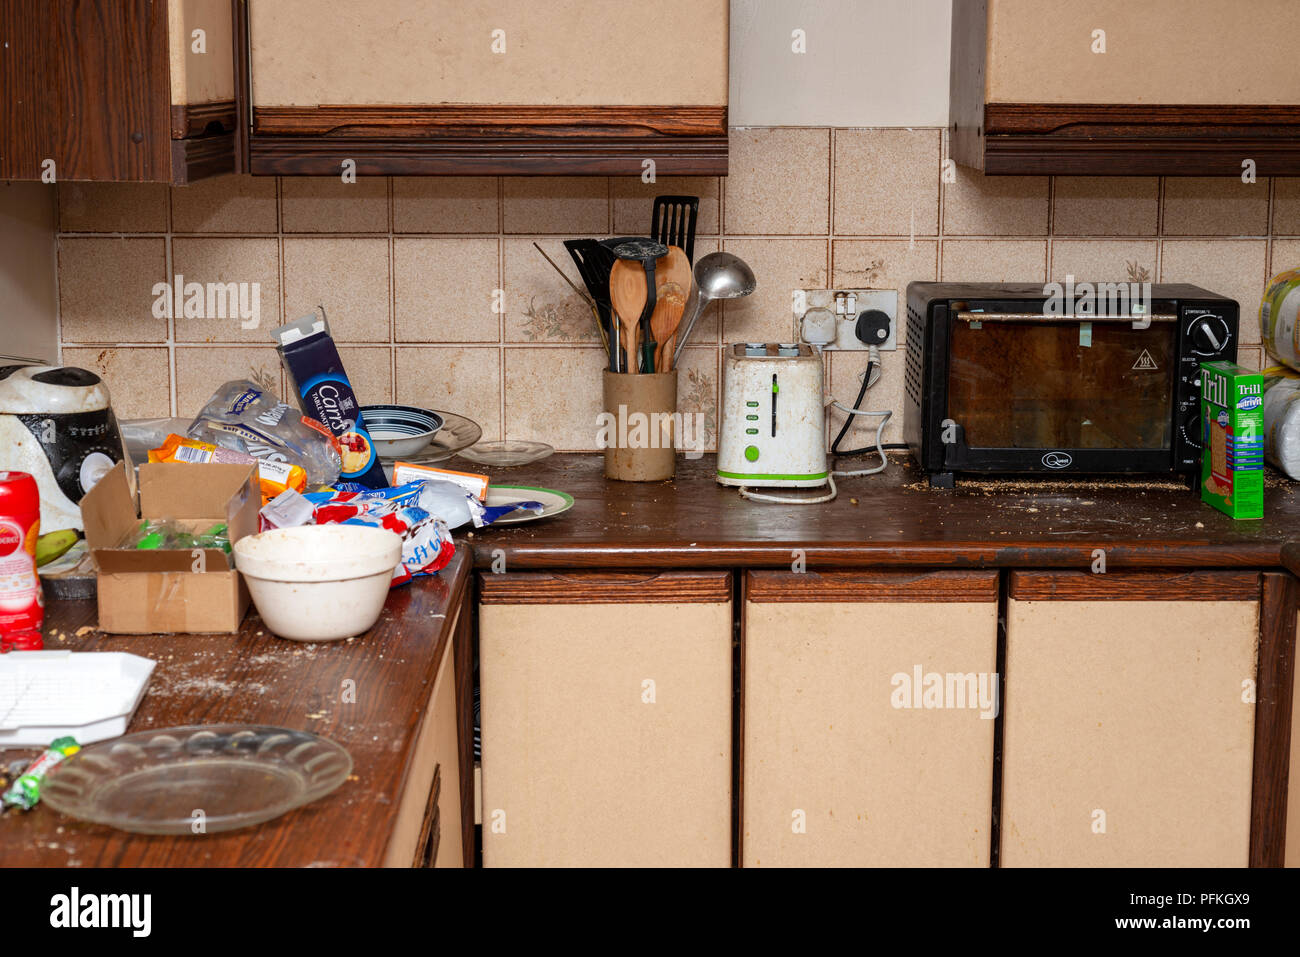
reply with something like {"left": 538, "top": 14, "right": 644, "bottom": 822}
{"left": 743, "top": 570, "right": 999, "bottom": 867}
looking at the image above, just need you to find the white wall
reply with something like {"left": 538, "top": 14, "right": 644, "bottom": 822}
{"left": 0, "top": 182, "right": 58, "bottom": 363}
{"left": 729, "top": 0, "right": 952, "bottom": 127}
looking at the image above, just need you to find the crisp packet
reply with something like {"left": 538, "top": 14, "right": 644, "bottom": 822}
{"left": 149, "top": 433, "right": 307, "bottom": 504}
{"left": 304, "top": 479, "right": 540, "bottom": 530}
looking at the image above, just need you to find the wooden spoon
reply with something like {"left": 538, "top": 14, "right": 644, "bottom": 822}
{"left": 609, "top": 259, "right": 650, "bottom": 372}
{"left": 650, "top": 246, "right": 692, "bottom": 372}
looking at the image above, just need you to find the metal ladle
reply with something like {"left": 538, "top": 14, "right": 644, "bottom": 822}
{"left": 672, "top": 252, "right": 757, "bottom": 367}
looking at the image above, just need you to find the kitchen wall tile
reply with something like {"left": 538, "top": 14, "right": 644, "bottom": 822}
{"left": 676, "top": 346, "right": 719, "bottom": 453}
{"left": 395, "top": 346, "right": 501, "bottom": 441}
{"left": 940, "top": 240, "right": 1047, "bottom": 282}
{"left": 1159, "top": 240, "right": 1268, "bottom": 345}
{"left": 394, "top": 237, "right": 499, "bottom": 343}
{"left": 1237, "top": 345, "right": 1264, "bottom": 372}
{"left": 1272, "top": 238, "right": 1300, "bottom": 276}
{"left": 504, "top": 347, "right": 607, "bottom": 450}
{"left": 721, "top": 238, "right": 828, "bottom": 343}
{"left": 58, "top": 183, "right": 167, "bottom": 233}
{"left": 174, "top": 347, "right": 284, "bottom": 417}
{"left": 832, "top": 129, "right": 941, "bottom": 236}
{"left": 611, "top": 177, "right": 721, "bottom": 237}
{"left": 502, "top": 177, "right": 607, "bottom": 235}
{"left": 1275, "top": 179, "right": 1300, "bottom": 235}
{"left": 943, "top": 168, "right": 1049, "bottom": 236}
{"left": 393, "top": 177, "right": 499, "bottom": 233}
{"left": 282, "top": 238, "right": 390, "bottom": 342}
{"left": 172, "top": 238, "right": 280, "bottom": 343}
{"left": 503, "top": 238, "right": 600, "bottom": 345}
{"left": 724, "top": 128, "right": 830, "bottom": 235}
{"left": 58, "top": 238, "right": 168, "bottom": 343}
{"left": 60, "top": 347, "right": 171, "bottom": 419}
{"left": 281, "top": 177, "right": 388, "bottom": 233}
{"left": 1162, "top": 178, "right": 1269, "bottom": 236}
{"left": 1052, "top": 177, "right": 1159, "bottom": 236}
{"left": 831, "top": 240, "right": 939, "bottom": 342}
{"left": 337, "top": 346, "right": 393, "bottom": 405}
{"left": 171, "top": 174, "right": 278, "bottom": 234}
{"left": 1049, "top": 240, "right": 1157, "bottom": 284}
{"left": 828, "top": 349, "right": 905, "bottom": 447}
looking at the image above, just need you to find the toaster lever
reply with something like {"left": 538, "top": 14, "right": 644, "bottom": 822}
{"left": 771, "top": 374, "right": 779, "bottom": 437}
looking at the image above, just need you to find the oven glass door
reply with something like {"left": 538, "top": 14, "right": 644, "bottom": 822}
{"left": 947, "top": 316, "right": 1176, "bottom": 456}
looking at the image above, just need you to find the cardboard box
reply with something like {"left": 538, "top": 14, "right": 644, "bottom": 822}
{"left": 1200, "top": 361, "right": 1264, "bottom": 520}
{"left": 81, "top": 462, "right": 259, "bottom": 633}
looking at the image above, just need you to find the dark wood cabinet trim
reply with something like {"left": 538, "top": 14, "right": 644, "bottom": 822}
{"left": 746, "top": 569, "right": 999, "bottom": 603}
{"left": 170, "top": 133, "right": 235, "bottom": 185}
{"left": 1008, "top": 570, "right": 1261, "bottom": 601}
{"left": 254, "top": 104, "right": 727, "bottom": 138}
{"left": 455, "top": 580, "right": 476, "bottom": 868}
{"left": 478, "top": 570, "right": 732, "bottom": 604}
{"left": 247, "top": 135, "right": 727, "bottom": 176}
{"left": 1251, "top": 572, "right": 1297, "bottom": 867}
{"left": 170, "top": 100, "right": 237, "bottom": 139}
{"left": 414, "top": 764, "right": 442, "bottom": 868}
{"left": 232, "top": 0, "right": 249, "bottom": 174}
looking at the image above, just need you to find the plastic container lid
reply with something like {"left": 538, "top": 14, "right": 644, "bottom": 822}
{"left": 0, "top": 471, "right": 38, "bottom": 514}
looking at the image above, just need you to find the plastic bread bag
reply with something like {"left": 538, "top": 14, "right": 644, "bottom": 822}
{"left": 1263, "top": 366, "right": 1300, "bottom": 479}
{"left": 304, "top": 479, "right": 542, "bottom": 530}
{"left": 186, "top": 380, "right": 342, "bottom": 486}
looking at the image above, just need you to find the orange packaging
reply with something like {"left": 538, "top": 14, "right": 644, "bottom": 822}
{"left": 148, "top": 434, "right": 306, "bottom": 504}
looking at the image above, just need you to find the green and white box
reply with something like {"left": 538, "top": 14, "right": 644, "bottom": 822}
{"left": 1200, "top": 361, "right": 1264, "bottom": 520}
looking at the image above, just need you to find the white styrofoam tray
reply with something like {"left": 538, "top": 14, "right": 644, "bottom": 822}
{"left": 0, "top": 650, "right": 155, "bottom": 748}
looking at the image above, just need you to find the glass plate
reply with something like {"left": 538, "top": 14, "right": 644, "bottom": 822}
{"left": 378, "top": 410, "right": 482, "bottom": 465}
{"left": 458, "top": 440, "right": 555, "bottom": 467}
{"left": 41, "top": 725, "right": 353, "bottom": 835}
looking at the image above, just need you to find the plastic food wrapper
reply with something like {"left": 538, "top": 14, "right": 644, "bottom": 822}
{"left": 121, "top": 519, "right": 230, "bottom": 553}
{"left": 259, "top": 487, "right": 315, "bottom": 531}
{"left": 306, "top": 479, "right": 541, "bottom": 531}
{"left": 304, "top": 483, "right": 455, "bottom": 584}
{"left": 1261, "top": 269, "right": 1300, "bottom": 372}
{"left": 149, "top": 433, "right": 307, "bottom": 504}
{"left": 1263, "top": 367, "right": 1300, "bottom": 479}
{"left": 186, "top": 380, "right": 342, "bottom": 487}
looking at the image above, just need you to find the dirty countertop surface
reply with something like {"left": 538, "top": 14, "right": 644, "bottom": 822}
{"left": 467, "top": 453, "right": 1297, "bottom": 571}
{"left": 0, "top": 550, "right": 469, "bottom": 868}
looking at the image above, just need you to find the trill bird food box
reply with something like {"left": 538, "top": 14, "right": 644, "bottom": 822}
{"left": 1200, "top": 361, "right": 1264, "bottom": 520}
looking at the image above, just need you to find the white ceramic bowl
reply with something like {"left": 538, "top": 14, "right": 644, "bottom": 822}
{"left": 233, "top": 525, "right": 403, "bottom": 642}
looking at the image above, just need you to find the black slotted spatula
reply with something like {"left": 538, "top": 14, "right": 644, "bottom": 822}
{"left": 651, "top": 195, "right": 699, "bottom": 265}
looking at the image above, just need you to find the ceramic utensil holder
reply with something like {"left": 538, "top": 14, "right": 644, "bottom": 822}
{"left": 602, "top": 370, "right": 678, "bottom": 481}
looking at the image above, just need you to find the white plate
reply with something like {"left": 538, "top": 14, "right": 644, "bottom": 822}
{"left": 486, "top": 485, "right": 574, "bottom": 525}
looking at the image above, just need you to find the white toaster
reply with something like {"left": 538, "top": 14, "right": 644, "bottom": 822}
{"left": 717, "top": 343, "right": 828, "bottom": 488}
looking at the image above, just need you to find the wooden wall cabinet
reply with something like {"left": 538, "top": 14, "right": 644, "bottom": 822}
{"left": 1000, "top": 571, "right": 1260, "bottom": 867}
{"left": 951, "top": 0, "right": 1300, "bottom": 175}
{"left": 742, "top": 570, "right": 999, "bottom": 867}
{"left": 478, "top": 571, "right": 732, "bottom": 867}
{"left": 1, "top": 0, "right": 235, "bottom": 183}
{"left": 240, "top": 0, "right": 728, "bottom": 175}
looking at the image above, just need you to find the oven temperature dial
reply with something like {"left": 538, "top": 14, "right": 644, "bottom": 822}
{"left": 1187, "top": 314, "right": 1232, "bottom": 356}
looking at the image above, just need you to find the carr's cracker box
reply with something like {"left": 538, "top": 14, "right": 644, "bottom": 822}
{"left": 1200, "top": 361, "right": 1264, "bottom": 519}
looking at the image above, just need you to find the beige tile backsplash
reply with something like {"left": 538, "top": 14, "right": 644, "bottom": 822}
{"left": 55, "top": 127, "right": 1300, "bottom": 450}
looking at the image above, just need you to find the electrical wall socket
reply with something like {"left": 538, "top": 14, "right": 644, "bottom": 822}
{"left": 793, "top": 288, "right": 897, "bottom": 351}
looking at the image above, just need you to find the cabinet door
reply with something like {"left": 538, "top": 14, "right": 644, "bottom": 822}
{"left": 479, "top": 571, "right": 732, "bottom": 867}
{"left": 743, "top": 570, "right": 999, "bottom": 867}
{"left": 1002, "top": 571, "right": 1259, "bottom": 867}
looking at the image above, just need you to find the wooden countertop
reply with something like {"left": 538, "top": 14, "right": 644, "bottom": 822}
{"left": 468, "top": 453, "right": 1298, "bottom": 570}
{"left": 0, "top": 550, "right": 469, "bottom": 867}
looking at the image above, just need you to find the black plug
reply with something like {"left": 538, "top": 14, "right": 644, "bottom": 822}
{"left": 854, "top": 309, "right": 890, "bottom": 346}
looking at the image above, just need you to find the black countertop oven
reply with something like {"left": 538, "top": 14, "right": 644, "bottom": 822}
{"left": 904, "top": 282, "right": 1238, "bottom": 488}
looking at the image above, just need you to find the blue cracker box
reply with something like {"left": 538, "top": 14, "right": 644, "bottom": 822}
{"left": 1200, "top": 361, "right": 1263, "bottom": 520}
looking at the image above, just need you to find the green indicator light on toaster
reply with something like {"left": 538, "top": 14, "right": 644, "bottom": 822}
{"left": 746, "top": 414, "right": 758, "bottom": 420}
{"left": 746, "top": 401, "right": 759, "bottom": 407}
{"left": 745, "top": 428, "right": 758, "bottom": 435}
{"left": 745, "top": 445, "right": 760, "bottom": 462}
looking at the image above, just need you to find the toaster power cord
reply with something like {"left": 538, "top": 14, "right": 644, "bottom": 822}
{"left": 737, "top": 347, "right": 891, "bottom": 505}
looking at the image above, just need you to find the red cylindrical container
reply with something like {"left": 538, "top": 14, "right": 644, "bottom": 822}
{"left": 0, "top": 471, "right": 44, "bottom": 651}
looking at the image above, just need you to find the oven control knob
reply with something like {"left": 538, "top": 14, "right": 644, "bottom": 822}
{"left": 1188, "top": 315, "right": 1232, "bottom": 356}
{"left": 1179, "top": 410, "right": 1203, "bottom": 449}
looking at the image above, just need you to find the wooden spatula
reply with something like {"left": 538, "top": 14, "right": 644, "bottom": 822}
{"left": 610, "top": 258, "right": 650, "bottom": 372}
{"left": 650, "top": 246, "right": 692, "bottom": 372}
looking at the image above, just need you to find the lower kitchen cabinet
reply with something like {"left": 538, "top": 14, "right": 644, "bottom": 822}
{"left": 1001, "top": 571, "right": 1260, "bottom": 867}
{"left": 742, "top": 570, "right": 1000, "bottom": 867}
{"left": 384, "top": 602, "right": 464, "bottom": 867}
{"left": 479, "top": 571, "right": 733, "bottom": 867}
